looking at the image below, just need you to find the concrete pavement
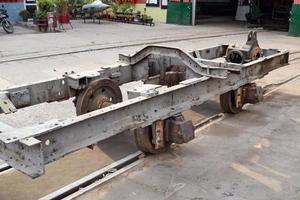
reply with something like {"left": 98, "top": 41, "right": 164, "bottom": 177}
{"left": 0, "top": 20, "right": 249, "bottom": 61}
{"left": 0, "top": 21, "right": 299, "bottom": 200}
{"left": 80, "top": 76, "right": 300, "bottom": 200}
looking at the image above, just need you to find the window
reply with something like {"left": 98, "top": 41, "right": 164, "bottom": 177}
{"left": 146, "top": 0, "right": 159, "bottom": 7}
{"left": 161, "top": 0, "right": 168, "bottom": 9}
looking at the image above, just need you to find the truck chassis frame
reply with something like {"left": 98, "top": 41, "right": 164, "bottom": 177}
{"left": 0, "top": 33, "right": 289, "bottom": 178}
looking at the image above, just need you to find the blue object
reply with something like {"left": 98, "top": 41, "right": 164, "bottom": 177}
{"left": 0, "top": 3, "right": 24, "bottom": 24}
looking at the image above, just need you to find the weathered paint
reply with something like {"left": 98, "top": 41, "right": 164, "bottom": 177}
{"left": 134, "top": 4, "right": 167, "bottom": 23}
{"left": 289, "top": 4, "right": 300, "bottom": 36}
{"left": 0, "top": 3, "right": 24, "bottom": 24}
{"left": 166, "top": 2, "right": 192, "bottom": 25}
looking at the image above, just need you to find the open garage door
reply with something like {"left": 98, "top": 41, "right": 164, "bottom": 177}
{"left": 194, "top": 0, "right": 294, "bottom": 31}
{"left": 195, "top": 0, "right": 239, "bottom": 24}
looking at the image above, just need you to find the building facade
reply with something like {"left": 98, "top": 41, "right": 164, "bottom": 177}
{"left": 0, "top": 0, "right": 36, "bottom": 24}
{"left": 134, "top": 0, "right": 168, "bottom": 23}
{"left": 133, "top": 0, "right": 192, "bottom": 24}
{"left": 0, "top": 0, "right": 24, "bottom": 23}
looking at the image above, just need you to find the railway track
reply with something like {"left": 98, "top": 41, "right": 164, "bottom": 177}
{"left": 0, "top": 46, "right": 299, "bottom": 200}
{"left": 0, "top": 30, "right": 255, "bottom": 64}
{"left": 0, "top": 74, "right": 298, "bottom": 199}
{"left": 41, "top": 67, "right": 300, "bottom": 200}
{"left": 38, "top": 113, "right": 225, "bottom": 200}
{"left": 0, "top": 163, "right": 11, "bottom": 174}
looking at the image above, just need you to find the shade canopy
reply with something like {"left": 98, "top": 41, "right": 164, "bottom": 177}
{"left": 82, "top": 0, "right": 110, "bottom": 12}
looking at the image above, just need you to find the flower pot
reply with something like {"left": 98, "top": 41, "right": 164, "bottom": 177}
{"left": 58, "top": 15, "right": 70, "bottom": 24}
{"left": 147, "top": 18, "right": 153, "bottom": 24}
{"left": 37, "top": 18, "right": 48, "bottom": 32}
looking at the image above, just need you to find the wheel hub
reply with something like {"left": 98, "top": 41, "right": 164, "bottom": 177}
{"left": 75, "top": 79, "right": 122, "bottom": 115}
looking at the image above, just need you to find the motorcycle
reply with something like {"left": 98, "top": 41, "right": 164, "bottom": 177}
{"left": 0, "top": 5, "right": 14, "bottom": 33}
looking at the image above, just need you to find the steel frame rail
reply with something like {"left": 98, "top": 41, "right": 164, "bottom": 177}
{"left": 0, "top": 44, "right": 289, "bottom": 178}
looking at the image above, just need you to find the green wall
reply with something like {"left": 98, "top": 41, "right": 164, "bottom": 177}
{"left": 166, "top": 2, "right": 192, "bottom": 25}
{"left": 134, "top": 4, "right": 167, "bottom": 23}
{"left": 289, "top": 4, "right": 300, "bottom": 37}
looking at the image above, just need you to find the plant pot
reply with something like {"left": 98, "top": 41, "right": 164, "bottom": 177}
{"left": 58, "top": 15, "right": 70, "bottom": 24}
{"left": 37, "top": 18, "right": 48, "bottom": 32}
{"left": 128, "top": 16, "right": 134, "bottom": 23}
{"left": 147, "top": 18, "right": 153, "bottom": 24}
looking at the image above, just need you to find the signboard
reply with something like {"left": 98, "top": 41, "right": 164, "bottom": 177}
{"left": 146, "top": 0, "right": 159, "bottom": 7}
{"left": 161, "top": 0, "right": 168, "bottom": 9}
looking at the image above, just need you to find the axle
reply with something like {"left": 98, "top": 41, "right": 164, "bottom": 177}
{"left": 0, "top": 32, "right": 289, "bottom": 177}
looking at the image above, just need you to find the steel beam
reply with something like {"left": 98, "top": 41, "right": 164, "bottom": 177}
{"left": 0, "top": 44, "right": 289, "bottom": 177}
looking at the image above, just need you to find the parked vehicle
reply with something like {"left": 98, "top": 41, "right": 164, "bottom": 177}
{"left": 0, "top": 5, "right": 14, "bottom": 33}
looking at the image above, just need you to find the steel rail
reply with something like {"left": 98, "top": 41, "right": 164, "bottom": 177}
{"left": 40, "top": 151, "right": 144, "bottom": 200}
{"left": 0, "top": 30, "right": 253, "bottom": 64}
{"left": 1, "top": 68, "right": 298, "bottom": 175}
{"left": 0, "top": 43, "right": 289, "bottom": 178}
{"left": 0, "top": 75, "right": 299, "bottom": 199}
{"left": 40, "top": 112, "right": 226, "bottom": 200}
{"left": 0, "top": 163, "right": 11, "bottom": 173}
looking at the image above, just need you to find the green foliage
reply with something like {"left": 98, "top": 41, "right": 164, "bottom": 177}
{"left": 35, "top": 9, "right": 47, "bottom": 19}
{"left": 124, "top": 7, "right": 133, "bottom": 15}
{"left": 113, "top": 3, "right": 132, "bottom": 14}
{"left": 37, "top": 0, "right": 55, "bottom": 13}
{"left": 119, "top": 3, "right": 131, "bottom": 13}
{"left": 81, "top": 0, "right": 93, "bottom": 7}
{"left": 55, "top": 0, "right": 68, "bottom": 15}
{"left": 111, "top": 3, "right": 119, "bottom": 13}
{"left": 102, "top": 0, "right": 112, "bottom": 5}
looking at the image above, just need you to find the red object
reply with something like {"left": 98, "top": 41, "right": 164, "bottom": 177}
{"left": 58, "top": 15, "right": 70, "bottom": 24}
{"left": 295, "top": 0, "right": 300, "bottom": 4}
{"left": 0, "top": 0, "right": 23, "bottom": 2}
{"left": 135, "top": 0, "right": 144, "bottom": 3}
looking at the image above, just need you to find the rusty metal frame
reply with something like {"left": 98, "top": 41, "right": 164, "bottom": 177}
{"left": 0, "top": 44, "right": 289, "bottom": 177}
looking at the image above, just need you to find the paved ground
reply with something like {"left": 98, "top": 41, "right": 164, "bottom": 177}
{"left": 0, "top": 20, "right": 249, "bottom": 61}
{"left": 0, "top": 25, "right": 36, "bottom": 36}
{"left": 83, "top": 77, "right": 300, "bottom": 200}
{"left": 0, "top": 21, "right": 299, "bottom": 200}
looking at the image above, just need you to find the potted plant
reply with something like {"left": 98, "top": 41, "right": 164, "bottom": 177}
{"left": 35, "top": 0, "right": 55, "bottom": 32}
{"left": 56, "top": 0, "right": 70, "bottom": 24}
{"left": 124, "top": 7, "right": 133, "bottom": 23}
{"left": 35, "top": 10, "right": 48, "bottom": 32}
{"left": 102, "top": 9, "right": 107, "bottom": 19}
{"left": 38, "top": 0, "right": 55, "bottom": 13}
{"left": 111, "top": 3, "right": 119, "bottom": 14}
{"left": 146, "top": 16, "right": 153, "bottom": 25}
{"left": 142, "top": 14, "right": 147, "bottom": 24}
{"left": 109, "top": 12, "right": 116, "bottom": 21}
{"left": 19, "top": 9, "right": 30, "bottom": 22}
{"left": 135, "top": 10, "right": 141, "bottom": 22}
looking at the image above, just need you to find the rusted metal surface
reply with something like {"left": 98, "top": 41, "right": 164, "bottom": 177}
{"left": 154, "top": 120, "right": 165, "bottom": 150}
{"left": 220, "top": 90, "right": 242, "bottom": 114}
{"left": 75, "top": 79, "right": 122, "bottom": 115}
{"left": 243, "top": 83, "right": 264, "bottom": 104}
{"left": 134, "top": 115, "right": 194, "bottom": 154}
{"left": 165, "top": 115, "right": 194, "bottom": 144}
{"left": 220, "top": 83, "right": 264, "bottom": 114}
{"left": 0, "top": 34, "right": 289, "bottom": 177}
{"left": 226, "top": 31, "right": 262, "bottom": 64}
{"left": 164, "top": 66, "right": 186, "bottom": 87}
{"left": 134, "top": 126, "right": 170, "bottom": 154}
